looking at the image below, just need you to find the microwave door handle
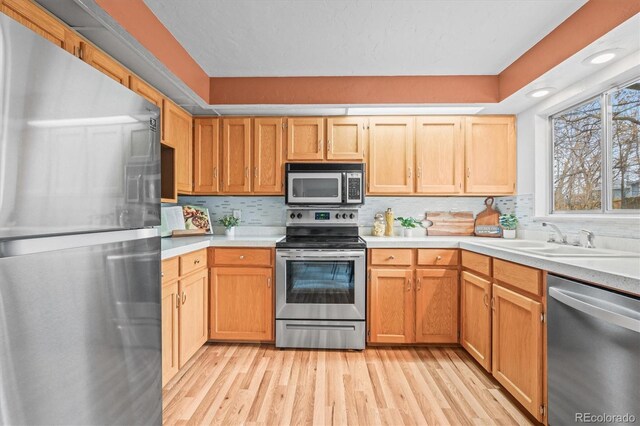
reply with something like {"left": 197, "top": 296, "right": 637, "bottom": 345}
{"left": 342, "top": 172, "right": 347, "bottom": 204}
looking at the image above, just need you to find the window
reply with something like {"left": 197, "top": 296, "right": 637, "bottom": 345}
{"left": 551, "top": 80, "right": 640, "bottom": 213}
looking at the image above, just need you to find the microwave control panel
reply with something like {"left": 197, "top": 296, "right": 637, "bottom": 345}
{"left": 346, "top": 173, "right": 362, "bottom": 202}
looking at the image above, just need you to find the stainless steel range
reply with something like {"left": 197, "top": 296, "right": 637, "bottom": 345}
{"left": 275, "top": 208, "right": 366, "bottom": 349}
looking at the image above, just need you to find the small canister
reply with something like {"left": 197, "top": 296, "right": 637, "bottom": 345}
{"left": 372, "top": 212, "right": 385, "bottom": 236}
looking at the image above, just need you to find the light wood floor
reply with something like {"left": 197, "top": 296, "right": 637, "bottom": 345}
{"left": 163, "top": 343, "right": 534, "bottom": 426}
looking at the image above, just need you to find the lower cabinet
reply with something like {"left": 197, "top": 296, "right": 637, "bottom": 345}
{"left": 492, "top": 283, "right": 543, "bottom": 420}
{"left": 178, "top": 269, "right": 209, "bottom": 368}
{"left": 460, "top": 270, "right": 492, "bottom": 371}
{"left": 209, "top": 266, "right": 274, "bottom": 341}
{"left": 415, "top": 269, "right": 459, "bottom": 343}
{"left": 368, "top": 268, "right": 414, "bottom": 343}
{"left": 161, "top": 281, "right": 180, "bottom": 387}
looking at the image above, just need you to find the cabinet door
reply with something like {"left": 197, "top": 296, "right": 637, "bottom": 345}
{"left": 178, "top": 269, "right": 208, "bottom": 368}
{"left": 415, "top": 117, "right": 463, "bottom": 194}
{"left": 129, "top": 76, "right": 164, "bottom": 137}
{"left": 209, "top": 267, "right": 273, "bottom": 341}
{"left": 492, "top": 284, "right": 543, "bottom": 421}
{"left": 222, "top": 118, "right": 252, "bottom": 193}
{"left": 326, "top": 117, "right": 366, "bottom": 160}
{"left": 368, "top": 268, "right": 414, "bottom": 343}
{"left": 161, "top": 281, "right": 180, "bottom": 386}
{"left": 253, "top": 118, "right": 283, "bottom": 194}
{"left": 415, "top": 269, "right": 459, "bottom": 343}
{"left": 287, "top": 117, "right": 324, "bottom": 161}
{"left": 164, "top": 100, "right": 193, "bottom": 193}
{"left": 193, "top": 118, "right": 220, "bottom": 193}
{"left": 460, "top": 271, "right": 492, "bottom": 371}
{"left": 464, "top": 116, "right": 516, "bottom": 194}
{"left": 80, "top": 42, "right": 130, "bottom": 86}
{"left": 1, "top": 0, "right": 67, "bottom": 49}
{"left": 368, "top": 117, "right": 415, "bottom": 193}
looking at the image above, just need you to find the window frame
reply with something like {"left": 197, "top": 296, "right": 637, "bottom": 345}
{"left": 548, "top": 77, "right": 640, "bottom": 215}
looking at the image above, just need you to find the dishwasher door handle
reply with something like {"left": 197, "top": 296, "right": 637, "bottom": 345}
{"left": 549, "top": 287, "right": 640, "bottom": 333}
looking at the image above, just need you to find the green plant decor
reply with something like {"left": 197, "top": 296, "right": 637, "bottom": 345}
{"left": 395, "top": 217, "right": 422, "bottom": 229}
{"left": 499, "top": 213, "right": 518, "bottom": 230}
{"left": 218, "top": 215, "right": 240, "bottom": 230}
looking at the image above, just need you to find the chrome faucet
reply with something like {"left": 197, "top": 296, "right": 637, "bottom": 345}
{"left": 542, "top": 222, "right": 568, "bottom": 244}
{"left": 581, "top": 229, "right": 595, "bottom": 248}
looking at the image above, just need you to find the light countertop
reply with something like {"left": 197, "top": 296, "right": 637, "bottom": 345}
{"left": 162, "top": 234, "right": 639, "bottom": 296}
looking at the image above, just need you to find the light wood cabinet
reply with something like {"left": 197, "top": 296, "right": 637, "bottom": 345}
{"left": 161, "top": 281, "right": 180, "bottom": 387}
{"left": 415, "top": 269, "right": 459, "bottom": 343}
{"left": 368, "top": 268, "right": 415, "bottom": 343}
{"left": 415, "top": 117, "right": 463, "bottom": 194}
{"left": 368, "top": 117, "right": 415, "bottom": 194}
{"left": 492, "top": 284, "right": 543, "bottom": 421}
{"left": 178, "top": 268, "right": 208, "bottom": 368}
{"left": 129, "top": 75, "right": 164, "bottom": 137}
{"left": 460, "top": 271, "right": 492, "bottom": 371}
{"left": 193, "top": 118, "right": 220, "bottom": 194}
{"left": 1, "top": 0, "right": 67, "bottom": 49}
{"left": 253, "top": 118, "right": 284, "bottom": 193}
{"left": 326, "top": 117, "right": 367, "bottom": 160}
{"left": 209, "top": 267, "right": 273, "bottom": 341}
{"left": 222, "top": 118, "right": 252, "bottom": 193}
{"left": 80, "top": 42, "right": 130, "bottom": 86}
{"left": 287, "top": 117, "right": 324, "bottom": 161}
{"left": 465, "top": 116, "right": 516, "bottom": 194}
{"left": 163, "top": 100, "right": 193, "bottom": 193}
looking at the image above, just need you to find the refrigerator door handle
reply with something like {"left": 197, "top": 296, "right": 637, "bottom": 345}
{"left": 549, "top": 287, "right": 640, "bottom": 333}
{"left": 0, "top": 228, "right": 159, "bottom": 258}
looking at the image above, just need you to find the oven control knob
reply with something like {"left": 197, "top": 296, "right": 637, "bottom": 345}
{"left": 296, "top": 213, "right": 303, "bottom": 219}
{"left": 349, "top": 213, "right": 355, "bottom": 219}
{"left": 342, "top": 213, "right": 348, "bottom": 219}
{"left": 335, "top": 213, "right": 340, "bottom": 219}
{"left": 289, "top": 213, "right": 295, "bottom": 219}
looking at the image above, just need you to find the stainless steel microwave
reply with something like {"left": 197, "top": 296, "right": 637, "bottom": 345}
{"left": 285, "top": 163, "right": 365, "bottom": 206}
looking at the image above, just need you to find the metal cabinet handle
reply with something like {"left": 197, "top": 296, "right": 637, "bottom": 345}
{"left": 467, "top": 168, "right": 471, "bottom": 178}
{"left": 408, "top": 167, "right": 412, "bottom": 178}
{"left": 161, "top": 272, "right": 164, "bottom": 277}
{"left": 267, "top": 277, "right": 271, "bottom": 288}
{"left": 483, "top": 293, "right": 489, "bottom": 307}
{"left": 245, "top": 167, "right": 249, "bottom": 178}
{"left": 490, "top": 296, "right": 495, "bottom": 310}
{"left": 387, "top": 255, "right": 395, "bottom": 260}
{"left": 213, "top": 166, "right": 217, "bottom": 179}
{"left": 182, "top": 291, "right": 186, "bottom": 305}
{"left": 327, "top": 140, "right": 332, "bottom": 152}
{"left": 406, "top": 279, "right": 412, "bottom": 292}
{"left": 318, "top": 140, "right": 322, "bottom": 153}
{"left": 417, "top": 167, "right": 422, "bottom": 178}
{"left": 254, "top": 167, "right": 258, "bottom": 178}
{"left": 176, "top": 295, "right": 180, "bottom": 309}
{"left": 416, "top": 278, "right": 421, "bottom": 291}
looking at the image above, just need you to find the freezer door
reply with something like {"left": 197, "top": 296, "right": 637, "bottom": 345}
{"left": 0, "top": 15, "right": 160, "bottom": 239}
{"left": 0, "top": 229, "right": 161, "bottom": 425}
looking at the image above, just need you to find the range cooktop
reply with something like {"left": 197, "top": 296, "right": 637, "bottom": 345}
{"left": 276, "top": 236, "right": 366, "bottom": 250}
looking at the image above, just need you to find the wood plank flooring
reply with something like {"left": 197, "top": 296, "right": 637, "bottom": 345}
{"left": 163, "top": 343, "right": 534, "bottom": 425}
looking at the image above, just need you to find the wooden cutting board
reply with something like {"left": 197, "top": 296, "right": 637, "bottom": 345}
{"left": 474, "top": 197, "right": 502, "bottom": 237}
{"left": 426, "top": 211, "right": 474, "bottom": 236}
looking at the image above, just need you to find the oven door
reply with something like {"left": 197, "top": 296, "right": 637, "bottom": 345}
{"left": 286, "top": 172, "right": 343, "bottom": 205}
{"left": 276, "top": 249, "right": 365, "bottom": 320}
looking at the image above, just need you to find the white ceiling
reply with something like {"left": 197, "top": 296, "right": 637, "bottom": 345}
{"left": 143, "top": 0, "right": 587, "bottom": 77}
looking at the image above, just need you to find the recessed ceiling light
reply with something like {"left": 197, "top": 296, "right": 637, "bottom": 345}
{"left": 527, "top": 88, "right": 555, "bottom": 99}
{"left": 583, "top": 49, "right": 622, "bottom": 65}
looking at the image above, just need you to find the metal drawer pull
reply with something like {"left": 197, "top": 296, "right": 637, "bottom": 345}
{"left": 239, "top": 255, "right": 245, "bottom": 259}
{"left": 435, "top": 255, "right": 442, "bottom": 261}
{"left": 387, "top": 255, "right": 395, "bottom": 260}
{"left": 549, "top": 288, "right": 640, "bottom": 333}
{"left": 182, "top": 292, "right": 186, "bottom": 305}
{"left": 194, "top": 259, "right": 200, "bottom": 264}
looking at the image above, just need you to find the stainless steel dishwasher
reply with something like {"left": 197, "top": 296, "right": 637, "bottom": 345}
{"left": 547, "top": 275, "right": 640, "bottom": 425}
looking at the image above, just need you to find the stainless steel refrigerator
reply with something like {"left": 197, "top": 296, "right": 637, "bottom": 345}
{"left": 0, "top": 15, "right": 162, "bottom": 425}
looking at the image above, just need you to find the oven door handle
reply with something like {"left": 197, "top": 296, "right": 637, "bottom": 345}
{"left": 278, "top": 253, "right": 364, "bottom": 259}
{"left": 285, "top": 324, "right": 356, "bottom": 331}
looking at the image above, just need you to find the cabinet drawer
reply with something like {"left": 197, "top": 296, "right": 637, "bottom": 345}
{"left": 162, "top": 257, "right": 179, "bottom": 283}
{"left": 461, "top": 251, "right": 491, "bottom": 276}
{"left": 179, "top": 249, "right": 207, "bottom": 276}
{"left": 493, "top": 259, "right": 542, "bottom": 296}
{"left": 213, "top": 248, "right": 273, "bottom": 267}
{"left": 417, "top": 249, "right": 458, "bottom": 266}
{"left": 370, "top": 249, "right": 413, "bottom": 266}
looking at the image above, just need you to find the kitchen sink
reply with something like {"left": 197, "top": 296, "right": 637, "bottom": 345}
{"left": 516, "top": 245, "right": 639, "bottom": 258}
{"left": 482, "top": 240, "right": 549, "bottom": 248}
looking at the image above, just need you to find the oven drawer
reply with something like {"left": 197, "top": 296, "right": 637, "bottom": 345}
{"left": 276, "top": 320, "right": 365, "bottom": 350}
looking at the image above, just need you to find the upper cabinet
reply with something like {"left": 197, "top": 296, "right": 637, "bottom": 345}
{"left": 222, "top": 118, "right": 252, "bottom": 193}
{"left": 287, "top": 117, "right": 324, "bottom": 161}
{"left": 415, "top": 117, "right": 464, "bottom": 194}
{"left": 464, "top": 116, "right": 516, "bottom": 194}
{"left": 253, "top": 118, "right": 284, "bottom": 194}
{"left": 193, "top": 118, "right": 220, "bottom": 194}
{"left": 1, "top": 0, "right": 68, "bottom": 49}
{"left": 164, "top": 100, "right": 193, "bottom": 194}
{"left": 368, "top": 117, "right": 415, "bottom": 194}
{"left": 326, "top": 117, "right": 367, "bottom": 160}
{"left": 80, "top": 42, "right": 130, "bottom": 86}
